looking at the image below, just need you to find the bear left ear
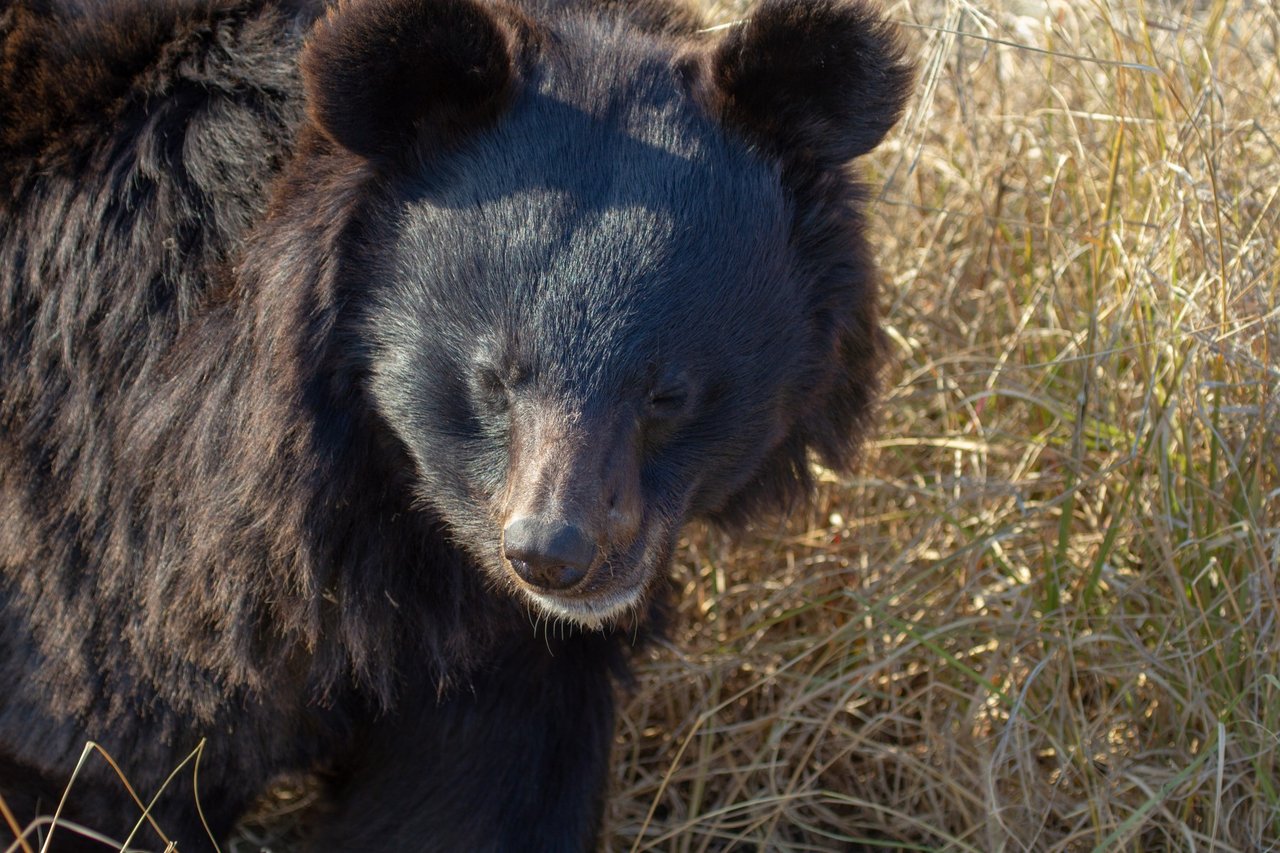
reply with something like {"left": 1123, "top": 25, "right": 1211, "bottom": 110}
{"left": 705, "top": 0, "right": 914, "bottom": 165}
{"left": 301, "top": 0, "right": 524, "bottom": 161}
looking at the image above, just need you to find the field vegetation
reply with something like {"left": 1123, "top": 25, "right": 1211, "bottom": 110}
{"left": 599, "top": 0, "right": 1280, "bottom": 849}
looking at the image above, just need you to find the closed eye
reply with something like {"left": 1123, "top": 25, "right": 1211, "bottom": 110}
{"left": 650, "top": 389, "right": 686, "bottom": 410}
{"left": 472, "top": 367, "right": 510, "bottom": 413}
{"left": 648, "top": 383, "right": 692, "bottom": 419}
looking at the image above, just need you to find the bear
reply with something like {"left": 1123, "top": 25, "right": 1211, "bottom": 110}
{"left": 0, "top": 0, "right": 913, "bottom": 849}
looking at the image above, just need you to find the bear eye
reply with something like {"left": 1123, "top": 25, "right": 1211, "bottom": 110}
{"left": 647, "top": 382, "right": 690, "bottom": 418}
{"left": 473, "top": 367, "right": 510, "bottom": 412}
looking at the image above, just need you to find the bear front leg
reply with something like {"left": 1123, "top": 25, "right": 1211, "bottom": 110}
{"left": 312, "top": 630, "right": 622, "bottom": 852}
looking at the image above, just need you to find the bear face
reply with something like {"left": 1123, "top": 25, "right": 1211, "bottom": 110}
{"left": 363, "top": 96, "right": 800, "bottom": 626}
{"left": 299, "top": 0, "right": 914, "bottom": 627}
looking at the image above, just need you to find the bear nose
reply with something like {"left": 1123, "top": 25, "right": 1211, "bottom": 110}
{"left": 503, "top": 517, "right": 596, "bottom": 592}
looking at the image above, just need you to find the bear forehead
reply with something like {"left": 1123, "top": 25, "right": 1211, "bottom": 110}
{"left": 532, "top": 12, "right": 713, "bottom": 151}
{"left": 384, "top": 8, "right": 788, "bottom": 210}
{"left": 379, "top": 47, "right": 797, "bottom": 308}
{"left": 358, "top": 15, "right": 806, "bottom": 384}
{"left": 380, "top": 171, "right": 798, "bottom": 361}
{"left": 379, "top": 179, "right": 800, "bottom": 384}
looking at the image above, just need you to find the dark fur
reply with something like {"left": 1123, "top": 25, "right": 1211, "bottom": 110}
{"left": 0, "top": 0, "right": 912, "bottom": 849}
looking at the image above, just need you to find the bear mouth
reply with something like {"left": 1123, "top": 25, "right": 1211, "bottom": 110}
{"left": 521, "top": 579, "right": 647, "bottom": 630}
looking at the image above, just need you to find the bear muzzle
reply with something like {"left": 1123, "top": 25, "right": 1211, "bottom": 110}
{"left": 500, "top": 402, "right": 646, "bottom": 617}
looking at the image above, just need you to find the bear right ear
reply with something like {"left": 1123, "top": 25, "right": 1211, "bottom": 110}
{"left": 300, "top": 0, "right": 523, "bottom": 161}
{"left": 703, "top": 0, "right": 914, "bottom": 166}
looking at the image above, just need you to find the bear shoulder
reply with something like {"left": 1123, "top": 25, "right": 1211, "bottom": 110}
{"left": 0, "top": 0, "right": 313, "bottom": 180}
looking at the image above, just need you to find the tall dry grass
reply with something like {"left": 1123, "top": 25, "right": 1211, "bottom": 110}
{"left": 604, "top": 0, "right": 1280, "bottom": 849}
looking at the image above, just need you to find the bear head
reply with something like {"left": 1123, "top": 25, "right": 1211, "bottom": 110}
{"left": 297, "top": 0, "right": 913, "bottom": 628}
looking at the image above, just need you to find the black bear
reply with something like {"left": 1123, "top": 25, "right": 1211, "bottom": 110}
{"left": 0, "top": 0, "right": 912, "bottom": 848}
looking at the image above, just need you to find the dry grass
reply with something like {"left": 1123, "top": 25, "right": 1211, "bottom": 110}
{"left": 605, "top": 0, "right": 1280, "bottom": 849}
{"left": 8, "top": 0, "right": 1279, "bottom": 851}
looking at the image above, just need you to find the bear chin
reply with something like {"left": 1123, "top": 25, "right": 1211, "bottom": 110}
{"left": 521, "top": 582, "right": 648, "bottom": 630}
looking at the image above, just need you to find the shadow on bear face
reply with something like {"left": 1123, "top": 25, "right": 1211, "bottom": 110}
{"left": 300, "top": 0, "right": 914, "bottom": 627}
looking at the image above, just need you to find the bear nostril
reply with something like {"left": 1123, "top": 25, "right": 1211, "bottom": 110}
{"left": 503, "top": 517, "right": 596, "bottom": 592}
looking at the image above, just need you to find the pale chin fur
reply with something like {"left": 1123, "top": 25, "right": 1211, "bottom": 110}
{"left": 522, "top": 583, "right": 646, "bottom": 631}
